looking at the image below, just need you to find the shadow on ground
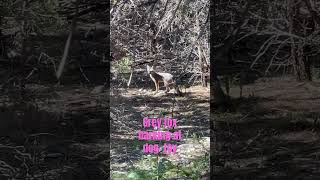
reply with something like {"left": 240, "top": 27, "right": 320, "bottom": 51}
{"left": 213, "top": 77, "right": 320, "bottom": 180}
{"left": 0, "top": 84, "right": 109, "bottom": 180}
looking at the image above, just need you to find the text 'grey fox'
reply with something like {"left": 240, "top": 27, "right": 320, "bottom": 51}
{"left": 147, "top": 65, "right": 182, "bottom": 96}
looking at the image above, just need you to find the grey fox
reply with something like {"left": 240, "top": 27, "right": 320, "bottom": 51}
{"left": 146, "top": 65, "right": 182, "bottom": 95}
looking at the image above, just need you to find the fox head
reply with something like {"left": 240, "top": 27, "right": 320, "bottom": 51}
{"left": 146, "top": 65, "right": 154, "bottom": 74}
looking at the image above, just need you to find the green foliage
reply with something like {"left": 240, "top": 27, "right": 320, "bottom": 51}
{"left": 111, "top": 0, "right": 119, "bottom": 5}
{"left": 113, "top": 57, "right": 133, "bottom": 73}
{"left": 112, "top": 153, "right": 209, "bottom": 179}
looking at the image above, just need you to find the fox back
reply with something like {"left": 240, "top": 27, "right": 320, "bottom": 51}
{"left": 147, "top": 65, "right": 173, "bottom": 82}
{"left": 146, "top": 65, "right": 182, "bottom": 95}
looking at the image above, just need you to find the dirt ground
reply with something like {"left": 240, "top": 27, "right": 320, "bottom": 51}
{"left": 214, "top": 76, "right": 320, "bottom": 179}
{"left": 3, "top": 75, "right": 318, "bottom": 179}
{"left": 0, "top": 84, "right": 109, "bottom": 179}
{"left": 110, "top": 86, "right": 210, "bottom": 178}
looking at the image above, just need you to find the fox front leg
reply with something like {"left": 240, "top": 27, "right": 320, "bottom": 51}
{"left": 156, "top": 81, "right": 160, "bottom": 92}
{"left": 153, "top": 81, "right": 158, "bottom": 92}
{"left": 164, "top": 82, "right": 169, "bottom": 93}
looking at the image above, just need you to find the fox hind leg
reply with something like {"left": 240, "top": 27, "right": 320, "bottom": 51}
{"left": 157, "top": 81, "right": 160, "bottom": 92}
{"left": 164, "top": 81, "right": 170, "bottom": 93}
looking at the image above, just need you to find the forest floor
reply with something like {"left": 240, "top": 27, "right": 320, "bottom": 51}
{"left": 214, "top": 76, "right": 320, "bottom": 179}
{"left": 110, "top": 85, "right": 210, "bottom": 179}
{"left": 0, "top": 83, "right": 109, "bottom": 179}
{"left": 2, "top": 75, "right": 318, "bottom": 179}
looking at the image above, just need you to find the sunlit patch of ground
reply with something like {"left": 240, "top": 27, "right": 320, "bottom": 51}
{"left": 110, "top": 85, "right": 210, "bottom": 178}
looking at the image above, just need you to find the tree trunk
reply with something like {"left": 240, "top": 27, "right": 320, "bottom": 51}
{"left": 210, "top": 0, "right": 251, "bottom": 112}
{"left": 289, "top": 0, "right": 312, "bottom": 81}
{"left": 197, "top": 43, "right": 208, "bottom": 87}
